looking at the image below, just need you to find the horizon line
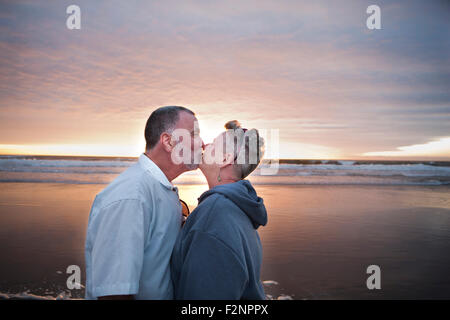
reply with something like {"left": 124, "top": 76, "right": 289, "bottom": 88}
{"left": 1, "top": 153, "right": 449, "bottom": 163}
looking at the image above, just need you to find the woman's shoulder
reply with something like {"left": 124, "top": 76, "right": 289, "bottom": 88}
{"left": 185, "top": 193, "right": 242, "bottom": 235}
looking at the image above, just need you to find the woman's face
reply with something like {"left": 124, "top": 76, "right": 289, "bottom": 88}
{"left": 200, "top": 132, "right": 228, "bottom": 174}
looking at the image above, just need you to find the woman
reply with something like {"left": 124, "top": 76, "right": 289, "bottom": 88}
{"left": 171, "top": 120, "right": 267, "bottom": 300}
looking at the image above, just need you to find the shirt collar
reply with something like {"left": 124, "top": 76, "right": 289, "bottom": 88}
{"left": 139, "top": 154, "right": 178, "bottom": 192}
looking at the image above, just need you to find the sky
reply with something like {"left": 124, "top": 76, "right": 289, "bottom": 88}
{"left": 0, "top": 0, "right": 449, "bottom": 159}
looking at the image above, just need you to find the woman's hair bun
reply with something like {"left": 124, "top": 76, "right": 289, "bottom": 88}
{"left": 224, "top": 120, "right": 241, "bottom": 130}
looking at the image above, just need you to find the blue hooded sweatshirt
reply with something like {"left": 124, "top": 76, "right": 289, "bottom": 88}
{"left": 171, "top": 180, "right": 268, "bottom": 300}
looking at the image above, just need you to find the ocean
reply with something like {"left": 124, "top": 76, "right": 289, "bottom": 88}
{"left": 1, "top": 155, "right": 450, "bottom": 186}
{"left": 0, "top": 155, "right": 450, "bottom": 299}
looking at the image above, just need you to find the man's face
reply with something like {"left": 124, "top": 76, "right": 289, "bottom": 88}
{"left": 172, "top": 111, "right": 203, "bottom": 170}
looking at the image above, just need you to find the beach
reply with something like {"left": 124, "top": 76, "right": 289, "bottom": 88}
{"left": 1, "top": 0, "right": 449, "bottom": 303}
{"left": 1, "top": 156, "right": 450, "bottom": 299}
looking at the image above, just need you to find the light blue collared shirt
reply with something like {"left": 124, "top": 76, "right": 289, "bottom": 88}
{"left": 85, "top": 154, "right": 182, "bottom": 299}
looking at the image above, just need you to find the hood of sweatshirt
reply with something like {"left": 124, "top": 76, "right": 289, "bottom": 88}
{"left": 198, "top": 180, "right": 268, "bottom": 229}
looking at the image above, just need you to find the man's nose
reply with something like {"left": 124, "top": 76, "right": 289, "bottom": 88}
{"left": 201, "top": 140, "right": 206, "bottom": 150}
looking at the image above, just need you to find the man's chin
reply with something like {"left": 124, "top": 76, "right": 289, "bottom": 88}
{"left": 184, "top": 163, "right": 200, "bottom": 171}
{"left": 198, "top": 162, "right": 206, "bottom": 172}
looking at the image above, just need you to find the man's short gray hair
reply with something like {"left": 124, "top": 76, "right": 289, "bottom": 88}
{"left": 145, "top": 106, "right": 195, "bottom": 150}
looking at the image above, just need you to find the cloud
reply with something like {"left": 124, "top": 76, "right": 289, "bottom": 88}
{"left": 362, "top": 137, "right": 450, "bottom": 158}
{"left": 0, "top": 0, "right": 449, "bottom": 158}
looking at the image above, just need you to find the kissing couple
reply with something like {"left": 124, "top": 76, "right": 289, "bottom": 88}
{"left": 84, "top": 106, "right": 268, "bottom": 300}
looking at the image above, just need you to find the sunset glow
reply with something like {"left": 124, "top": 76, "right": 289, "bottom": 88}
{"left": 0, "top": 1, "right": 448, "bottom": 160}
{"left": 0, "top": 143, "right": 145, "bottom": 157}
{"left": 362, "top": 137, "right": 450, "bottom": 159}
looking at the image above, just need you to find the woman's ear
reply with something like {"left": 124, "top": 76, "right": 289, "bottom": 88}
{"left": 219, "top": 152, "right": 234, "bottom": 168}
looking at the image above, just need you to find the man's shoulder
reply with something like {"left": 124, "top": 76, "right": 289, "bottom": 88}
{"left": 95, "top": 163, "right": 159, "bottom": 209}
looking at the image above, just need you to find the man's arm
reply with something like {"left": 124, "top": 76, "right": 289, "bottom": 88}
{"left": 90, "top": 199, "right": 146, "bottom": 299}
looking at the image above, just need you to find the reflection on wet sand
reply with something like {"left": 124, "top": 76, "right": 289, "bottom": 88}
{"left": 1, "top": 182, "right": 450, "bottom": 299}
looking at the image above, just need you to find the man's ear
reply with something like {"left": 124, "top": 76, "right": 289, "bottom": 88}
{"left": 160, "top": 132, "right": 174, "bottom": 152}
{"left": 219, "top": 152, "right": 234, "bottom": 169}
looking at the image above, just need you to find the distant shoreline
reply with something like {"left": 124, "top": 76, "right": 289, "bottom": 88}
{"left": 276, "top": 159, "right": 450, "bottom": 167}
{"left": 1, "top": 154, "right": 449, "bottom": 167}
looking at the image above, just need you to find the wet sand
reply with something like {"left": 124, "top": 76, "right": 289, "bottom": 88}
{"left": 0, "top": 182, "right": 449, "bottom": 299}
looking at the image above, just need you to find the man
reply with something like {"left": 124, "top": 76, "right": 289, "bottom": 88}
{"left": 85, "top": 106, "right": 203, "bottom": 299}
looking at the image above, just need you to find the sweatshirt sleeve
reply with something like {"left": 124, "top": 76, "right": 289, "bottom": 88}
{"left": 175, "top": 230, "right": 248, "bottom": 300}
